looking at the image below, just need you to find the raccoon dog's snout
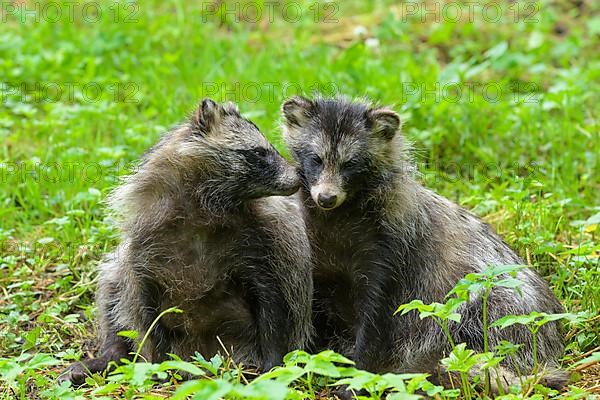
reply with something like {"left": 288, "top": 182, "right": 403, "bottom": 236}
{"left": 310, "top": 183, "right": 346, "bottom": 210}
{"left": 317, "top": 193, "right": 337, "bottom": 209}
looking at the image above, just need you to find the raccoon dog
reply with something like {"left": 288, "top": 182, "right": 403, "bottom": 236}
{"left": 63, "top": 99, "right": 313, "bottom": 384}
{"left": 281, "top": 95, "right": 566, "bottom": 391}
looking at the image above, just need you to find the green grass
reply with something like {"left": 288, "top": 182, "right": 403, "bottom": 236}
{"left": 0, "top": 0, "right": 598, "bottom": 398}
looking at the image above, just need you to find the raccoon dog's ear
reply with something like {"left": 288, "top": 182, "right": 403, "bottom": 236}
{"left": 281, "top": 96, "right": 314, "bottom": 127}
{"left": 367, "top": 108, "right": 401, "bottom": 140}
{"left": 222, "top": 101, "right": 240, "bottom": 116}
{"left": 192, "top": 98, "right": 222, "bottom": 135}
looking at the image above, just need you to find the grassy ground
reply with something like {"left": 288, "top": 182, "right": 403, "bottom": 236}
{"left": 0, "top": 0, "right": 598, "bottom": 398}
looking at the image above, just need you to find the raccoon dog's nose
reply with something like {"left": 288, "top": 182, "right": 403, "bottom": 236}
{"left": 317, "top": 193, "right": 338, "bottom": 209}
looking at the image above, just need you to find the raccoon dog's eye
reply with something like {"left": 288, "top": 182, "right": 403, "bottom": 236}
{"left": 310, "top": 154, "right": 323, "bottom": 166}
{"left": 252, "top": 148, "right": 268, "bottom": 157}
{"left": 341, "top": 158, "right": 360, "bottom": 171}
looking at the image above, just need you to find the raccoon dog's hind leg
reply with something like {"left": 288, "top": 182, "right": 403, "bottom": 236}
{"left": 59, "top": 256, "right": 134, "bottom": 385}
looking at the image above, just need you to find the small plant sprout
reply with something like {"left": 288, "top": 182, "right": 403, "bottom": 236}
{"left": 102, "top": 307, "right": 186, "bottom": 394}
{"left": 283, "top": 350, "right": 355, "bottom": 398}
{"left": 334, "top": 370, "right": 430, "bottom": 400}
{"left": 441, "top": 343, "right": 490, "bottom": 400}
{"left": 495, "top": 340, "right": 525, "bottom": 388}
{"left": 395, "top": 297, "right": 465, "bottom": 348}
{"left": 132, "top": 306, "right": 183, "bottom": 364}
{"left": 395, "top": 265, "right": 530, "bottom": 397}
{"left": 491, "top": 312, "right": 575, "bottom": 382}
{"left": 447, "top": 264, "right": 526, "bottom": 393}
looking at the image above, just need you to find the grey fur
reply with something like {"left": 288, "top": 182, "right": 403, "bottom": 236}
{"left": 62, "top": 99, "right": 312, "bottom": 384}
{"left": 281, "top": 95, "right": 566, "bottom": 389}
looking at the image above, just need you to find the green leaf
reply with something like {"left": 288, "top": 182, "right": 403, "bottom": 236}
{"left": 495, "top": 340, "right": 523, "bottom": 356}
{"left": 0, "top": 359, "right": 25, "bottom": 383}
{"left": 109, "top": 362, "right": 164, "bottom": 387}
{"left": 334, "top": 369, "right": 381, "bottom": 392}
{"left": 387, "top": 393, "right": 423, "bottom": 400}
{"left": 485, "top": 42, "right": 508, "bottom": 59}
{"left": 191, "top": 353, "right": 221, "bottom": 375}
{"left": 419, "top": 380, "right": 445, "bottom": 396}
{"left": 440, "top": 343, "right": 482, "bottom": 373}
{"left": 305, "top": 357, "right": 340, "bottom": 377}
{"left": 237, "top": 380, "right": 289, "bottom": 400}
{"left": 573, "top": 352, "right": 600, "bottom": 367}
{"left": 395, "top": 300, "right": 429, "bottom": 316}
{"left": 380, "top": 373, "right": 408, "bottom": 392}
{"left": 92, "top": 383, "right": 122, "bottom": 395}
{"left": 26, "top": 353, "right": 61, "bottom": 369}
{"left": 314, "top": 350, "right": 355, "bottom": 365}
{"left": 478, "top": 352, "right": 504, "bottom": 369}
{"left": 172, "top": 379, "right": 233, "bottom": 400}
{"left": 24, "top": 327, "right": 41, "bottom": 350}
{"left": 253, "top": 365, "right": 305, "bottom": 385}
{"left": 483, "top": 264, "right": 525, "bottom": 278}
{"left": 447, "top": 313, "right": 462, "bottom": 323}
{"left": 491, "top": 312, "right": 574, "bottom": 330}
{"left": 491, "top": 314, "right": 535, "bottom": 329}
{"left": 117, "top": 330, "right": 139, "bottom": 340}
{"left": 158, "top": 360, "right": 205, "bottom": 376}
{"left": 495, "top": 277, "right": 524, "bottom": 289}
{"left": 283, "top": 350, "right": 311, "bottom": 366}
{"left": 208, "top": 354, "right": 223, "bottom": 374}
{"left": 585, "top": 212, "right": 600, "bottom": 225}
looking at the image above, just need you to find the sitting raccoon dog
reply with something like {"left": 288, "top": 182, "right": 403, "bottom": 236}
{"left": 63, "top": 99, "right": 312, "bottom": 384}
{"left": 281, "top": 95, "right": 567, "bottom": 391}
